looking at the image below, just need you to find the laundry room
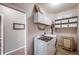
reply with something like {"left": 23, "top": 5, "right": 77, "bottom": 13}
{"left": 0, "top": 3, "right": 79, "bottom": 55}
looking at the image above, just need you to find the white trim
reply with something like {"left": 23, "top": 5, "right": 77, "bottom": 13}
{"left": 0, "top": 13, "right": 4, "bottom": 55}
{"left": 4, "top": 46, "right": 25, "bottom": 55}
{"left": 25, "top": 14, "right": 27, "bottom": 55}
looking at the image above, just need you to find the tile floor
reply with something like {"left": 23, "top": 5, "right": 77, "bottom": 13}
{"left": 56, "top": 46, "right": 77, "bottom": 55}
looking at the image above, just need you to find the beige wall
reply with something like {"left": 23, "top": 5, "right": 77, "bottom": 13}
{"left": 77, "top": 4, "right": 79, "bottom": 54}
{"left": 55, "top": 8, "right": 77, "bottom": 18}
{"left": 55, "top": 8, "right": 78, "bottom": 49}
{"left": 0, "top": 4, "right": 26, "bottom": 54}
{"left": 26, "top": 10, "right": 54, "bottom": 54}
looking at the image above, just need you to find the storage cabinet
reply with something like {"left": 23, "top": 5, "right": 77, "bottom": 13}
{"left": 34, "top": 12, "right": 51, "bottom": 25}
{"left": 55, "top": 16, "right": 78, "bottom": 28}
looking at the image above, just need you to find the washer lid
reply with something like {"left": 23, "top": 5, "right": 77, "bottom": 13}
{"left": 38, "top": 36, "right": 53, "bottom": 42}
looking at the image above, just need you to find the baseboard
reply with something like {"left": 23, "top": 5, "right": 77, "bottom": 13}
{"left": 4, "top": 46, "right": 25, "bottom": 55}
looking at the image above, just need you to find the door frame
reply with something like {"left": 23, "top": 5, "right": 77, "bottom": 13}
{"left": 0, "top": 14, "right": 4, "bottom": 55}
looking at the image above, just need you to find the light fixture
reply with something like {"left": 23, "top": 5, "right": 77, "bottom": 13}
{"left": 51, "top": 3, "right": 60, "bottom": 6}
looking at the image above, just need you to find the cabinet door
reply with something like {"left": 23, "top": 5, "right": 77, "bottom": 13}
{"left": 34, "top": 12, "right": 51, "bottom": 25}
{"left": 38, "top": 13, "right": 51, "bottom": 25}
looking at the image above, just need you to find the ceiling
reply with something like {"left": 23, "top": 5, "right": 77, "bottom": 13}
{"left": 2, "top": 3, "right": 78, "bottom": 14}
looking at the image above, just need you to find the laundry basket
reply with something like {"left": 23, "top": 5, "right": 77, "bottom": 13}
{"left": 62, "top": 36, "right": 74, "bottom": 51}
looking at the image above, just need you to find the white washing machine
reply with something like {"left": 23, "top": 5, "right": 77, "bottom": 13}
{"left": 34, "top": 35, "right": 56, "bottom": 55}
